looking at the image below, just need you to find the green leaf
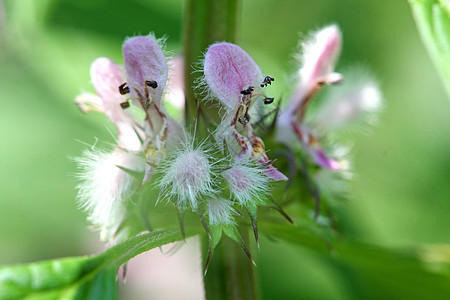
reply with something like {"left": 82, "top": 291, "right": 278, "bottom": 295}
{"left": 210, "top": 225, "right": 223, "bottom": 250}
{"left": 409, "top": 0, "right": 450, "bottom": 95}
{"left": 0, "top": 229, "right": 184, "bottom": 300}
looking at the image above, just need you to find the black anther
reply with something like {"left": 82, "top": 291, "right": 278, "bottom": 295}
{"left": 240, "top": 86, "right": 254, "bottom": 95}
{"left": 119, "top": 82, "right": 130, "bottom": 95}
{"left": 238, "top": 112, "right": 251, "bottom": 125}
{"left": 263, "top": 97, "right": 274, "bottom": 105}
{"left": 120, "top": 101, "right": 130, "bottom": 109}
{"left": 260, "top": 76, "right": 275, "bottom": 87}
{"left": 145, "top": 80, "right": 158, "bottom": 89}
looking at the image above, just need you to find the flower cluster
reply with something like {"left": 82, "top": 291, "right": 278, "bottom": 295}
{"left": 75, "top": 25, "right": 381, "bottom": 262}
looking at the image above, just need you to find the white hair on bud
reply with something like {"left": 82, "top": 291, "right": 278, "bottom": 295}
{"left": 207, "top": 198, "right": 236, "bottom": 226}
{"left": 75, "top": 148, "right": 144, "bottom": 241}
{"left": 158, "top": 136, "right": 218, "bottom": 210}
{"left": 222, "top": 158, "right": 271, "bottom": 207}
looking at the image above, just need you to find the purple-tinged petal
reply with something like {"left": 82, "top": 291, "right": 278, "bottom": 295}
{"left": 123, "top": 35, "right": 168, "bottom": 106}
{"left": 89, "top": 57, "right": 143, "bottom": 152}
{"left": 90, "top": 58, "right": 129, "bottom": 124}
{"left": 310, "top": 147, "right": 341, "bottom": 170}
{"left": 250, "top": 135, "right": 288, "bottom": 181}
{"left": 204, "top": 43, "right": 263, "bottom": 109}
{"left": 263, "top": 164, "right": 289, "bottom": 181}
{"left": 166, "top": 56, "right": 185, "bottom": 110}
{"left": 299, "top": 24, "right": 342, "bottom": 89}
{"left": 91, "top": 57, "right": 125, "bottom": 103}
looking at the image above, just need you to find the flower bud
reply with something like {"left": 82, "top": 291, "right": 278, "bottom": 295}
{"left": 159, "top": 145, "right": 214, "bottom": 210}
{"left": 207, "top": 198, "right": 235, "bottom": 226}
{"left": 222, "top": 159, "right": 270, "bottom": 207}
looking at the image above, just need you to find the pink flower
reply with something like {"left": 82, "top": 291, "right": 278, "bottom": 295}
{"left": 75, "top": 34, "right": 184, "bottom": 241}
{"left": 121, "top": 35, "right": 184, "bottom": 182}
{"left": 75, "top": 57, "right": 146, "bottom": 242}
{"left": 276, "top": 25, "right": 344, "bottom": 170}
{"left": 203, "top": 42, "right": 287, "bottom": 181}
{"left": 276, "top": 25, "right": 382, "bottom": 171}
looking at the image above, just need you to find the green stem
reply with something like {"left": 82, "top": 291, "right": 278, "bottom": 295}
{"left": 202, "top": 231, "right": 260, "bottom": 300}
{"left": 183, "top": 0, "right": 242, "bottom": 129}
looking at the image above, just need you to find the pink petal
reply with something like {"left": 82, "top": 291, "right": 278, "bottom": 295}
{"left": 204, "top": 43, "right": 263, "bottom": 109}
{"left": 263, "top": 164, "right": 289, "bottom": 181}
{"left": 90, "top": 58, "right": 127, "bottom": 123}
{"left": 300, "top": 24, "right": 342, "bottom": 89}
{"left": 122, "top": 35, "right": 168, "bottom": 106}
{"left": 310, "top": 147, "right": 341, "bottom": 171}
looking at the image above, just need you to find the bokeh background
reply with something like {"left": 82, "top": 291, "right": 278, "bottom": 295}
{"left": 0, "top": 0, "right": 449, "bottom": 299}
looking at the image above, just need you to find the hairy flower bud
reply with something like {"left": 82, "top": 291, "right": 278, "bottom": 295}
{"left": 299, "top": 24, "right": 342, "bottom": 89}
{"left": 207, "top": 198, "right": 235, "bottom": 226}
{"left": 159, "top": 142, "right": 215, "bottom": 210}
{"left": 222, "top": 159, "right": 270, "bottom": 207}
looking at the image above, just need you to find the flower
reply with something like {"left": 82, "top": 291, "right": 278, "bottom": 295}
{"left": 75, "top": 57, "right": 145, "bottom": 242}
{"left": 202, "top": 42, "right": 287, "bottom": 181}
{"left": 276, "top": 24, "right": 381, "bottom": 171}
{"left": 75, "top": 34, "right": 184, "bottom": 241}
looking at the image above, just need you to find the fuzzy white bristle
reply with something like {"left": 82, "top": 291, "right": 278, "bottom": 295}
{"left": 222, "top": 158, "right": 271, "bottom": 207}
{"left": 207, "top": 198, "right": 236, "bottom": 226}
{"left": 75, "top": 148, "right": 144, "bottom": 241}
{"left": 158, "top": 138, "right": 217, "bottom": 210}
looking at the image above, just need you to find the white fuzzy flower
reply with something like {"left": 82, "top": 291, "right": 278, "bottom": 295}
{"left": 222, "top": 159, "right": 270, "bottom": 207}
{"left": 75, "top": 148, "right": 144, "bottom": 241}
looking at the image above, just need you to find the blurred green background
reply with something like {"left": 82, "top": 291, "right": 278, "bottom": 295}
{"left": 0, "top": 0, "right": 449, "bottom": 299}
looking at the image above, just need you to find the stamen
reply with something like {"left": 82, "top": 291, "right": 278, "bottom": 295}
{"left": 120, "top": 101, "right": 130, "bottom": 109}
{"left": 119, "top": 82, "right": 130, "bottom": 95}
{"left": 238, "top": 112, "right": 250, "bottom": 125}
{"left": 145, "top": 80, "right": 158, "bottom": 89}
{"left": 263, "top": 97, "right": 274, "bottom": 105}
{"left": 240, "top": 86, "right": 254, "bottom": 95}
{"left": 260, "top": 76, "right": 274, "bottom": 87}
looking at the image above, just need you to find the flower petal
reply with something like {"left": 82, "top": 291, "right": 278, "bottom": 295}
{"left": 122, "top": 35, "right": 168, "bottom": 106}
{"left": 299, "top": 24, "right": 342, "bottom": 89}
{"left": 204, "top": 43, "right": 263, "bottom": 109}
{"left": 90, "top": 57, "right": 130, "bottom": 124}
